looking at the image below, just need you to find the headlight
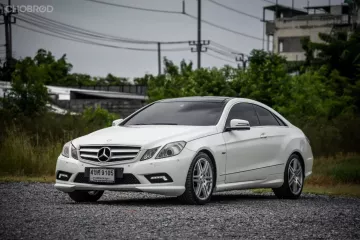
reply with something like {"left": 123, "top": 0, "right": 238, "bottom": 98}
{"left": 71, "top": 143, "right": 79, "bottom": 160}
{"left": 61, "top": 142, "right": 70, "bottom": 158}
{"left": 61, "top": 142, "right": 78, "bottom": 159}
{"left": 140, "top": 147, "right": 159, "bottom": 161}
{"left": 156, "top": 141, "right": 186, "bottom": 159}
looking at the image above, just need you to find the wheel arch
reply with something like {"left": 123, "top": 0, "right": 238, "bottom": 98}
{"left": 290, "top": 151, "right": 305, "bottom": 174}
{"left": 197, "top": 149, "right": 217, "bottom": 187}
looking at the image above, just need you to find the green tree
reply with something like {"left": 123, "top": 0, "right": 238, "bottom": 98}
{"left": 103, "top": 73, "right": 129, "bottom": 86}
{"left": 33, "top": 49, "right": 73, "bottom": 86}
{"left": 238, "top": 50, "right": 289, "bottom": 107}
{"left": 82, "top": 106, "right": 120, "bottom": 129}
{"left": 3, "top": 57, "right": 49, "bottom": 116}
{"left": 134, "top": 74, "right": 153, "bottom": 86}
{"left": 65, "top": 73, "right": 94, "bottom": 86}
{"left": 303, "top": 30, "right": 360, "bottom": 111}
{"left": 146, "top": 58, "right": 238, "bottom": 102}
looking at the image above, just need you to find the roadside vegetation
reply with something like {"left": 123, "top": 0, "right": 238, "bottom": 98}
{"left": 0, "top": 108, "right": 119, "bottom": 176}
{"left": 0, "top": 29, "right": 359, "bottom": 197}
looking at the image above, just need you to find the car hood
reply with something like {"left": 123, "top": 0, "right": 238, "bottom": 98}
{"left": 72, "top": 125, "right": 218, "bottom": 149}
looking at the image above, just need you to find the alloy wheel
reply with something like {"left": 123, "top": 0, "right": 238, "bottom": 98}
{"left": 288, "top": 158, "right": 303, "bottom": 195}
{"left": 192, "top": 158, "right": 213, "bottom": 200}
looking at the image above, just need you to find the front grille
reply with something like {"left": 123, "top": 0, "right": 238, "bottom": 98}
{"left": 74, "top": 173, "right": 140, "bottom": 185}
{"left": 79, "top": 145, "right": 141, "bottom": 163}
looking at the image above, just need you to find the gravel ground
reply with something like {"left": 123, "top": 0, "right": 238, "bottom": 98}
{"left": 0, "top": 183, "right": 359, "bottom": 240}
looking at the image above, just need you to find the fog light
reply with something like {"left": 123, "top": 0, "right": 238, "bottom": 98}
{"left": 145, "top": 173, "right": 173, "bottom": 183}
{"left": 151, "top": 176, "right": 168, "bottom": 181}
{"left": 56, "top": 171, "right": 72, "bottom": 181}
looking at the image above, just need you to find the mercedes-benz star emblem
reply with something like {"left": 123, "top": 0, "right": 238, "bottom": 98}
{"left": 97, "top": 147, "right": 111, "bottom": 162}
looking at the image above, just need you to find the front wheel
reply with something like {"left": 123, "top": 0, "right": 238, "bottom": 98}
{"left": 272, "top": 154, "right": 304, "bottom": 199}
{"left": 178, "top": 152, "right": 215, "bottom": 205}
{"left": 68, "top": 190, "right": 104, "bottom": 202}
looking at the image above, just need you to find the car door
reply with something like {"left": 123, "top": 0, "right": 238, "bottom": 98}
{"left": 222, "top": 103, "right": 269, "bottom": 183}
{"left": 252, "top": 104, "right": 287, "bottom": 176}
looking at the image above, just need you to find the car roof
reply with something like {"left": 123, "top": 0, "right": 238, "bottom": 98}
{"left": 159, "top": 96, "right": 233, "bottom": 103}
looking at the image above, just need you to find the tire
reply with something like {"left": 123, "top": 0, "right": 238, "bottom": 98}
{"left": 68, "top": 190, "right": 104, "bottom": 202}
{"left": 178, "top": 152, "right": 215, "bottom": 205}
{"left": 272, "top": 154, "right": 304, "bottom": 199}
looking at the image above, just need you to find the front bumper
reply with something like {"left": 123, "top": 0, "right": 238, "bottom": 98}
{"left": 54, "top": 148, "right": 195, "bottom": 197}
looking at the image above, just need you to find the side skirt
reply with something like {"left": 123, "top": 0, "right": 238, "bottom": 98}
{"left": 214, "top": 173, "right": 284, "bottom": 193}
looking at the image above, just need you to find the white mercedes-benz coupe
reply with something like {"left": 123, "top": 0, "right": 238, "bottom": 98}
{"left": 55, "top": 96, "right": 313, "bottom": 205}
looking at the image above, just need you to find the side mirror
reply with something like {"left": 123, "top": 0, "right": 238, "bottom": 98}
{"left": 226, "top": 119, "right": 250, "bottom": 131}
{"left": 112, "top": 119, "right": 124, "bottom": 126}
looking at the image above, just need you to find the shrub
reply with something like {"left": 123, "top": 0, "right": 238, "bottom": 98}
{"left": 330, "top": 157, "right": 360, "bottom": 183}
{"left": 0, "top": 107, "right": 120, "bottom": 176}
{"left": 82, "top": 106, "right": 120, "bottom": 130}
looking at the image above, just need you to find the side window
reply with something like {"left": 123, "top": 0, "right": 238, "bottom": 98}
{"left": 274, "top": 114, "right": 287, "bottom": 126}
{"left": 226, "top": 103, "right": 260, "bottom": 127}
{"left": 253, "top": 105, "right": 280, "bottom": 126}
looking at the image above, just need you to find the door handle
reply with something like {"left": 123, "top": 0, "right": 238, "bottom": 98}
{"left": 260, "top": 133, "right": 267, "bottom": 138}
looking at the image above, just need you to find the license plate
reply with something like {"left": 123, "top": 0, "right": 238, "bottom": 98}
{"left": 89, "top": 168, "right": 115, "bottom": 183}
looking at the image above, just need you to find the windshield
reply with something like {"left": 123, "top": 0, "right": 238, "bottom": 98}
{"left": 123, "top": 101, "right": 225, "bottom": 126}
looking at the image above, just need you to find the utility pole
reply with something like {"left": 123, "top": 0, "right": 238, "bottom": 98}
{"left": 8, "top": 0, "right": 12, "bottom": 60}
{"left": 184, "top": 0, "right": 209, "bottom": 68}
{"left": 0, "top": 0, "right": 17, "bottom": 80}
{"left": 197, "top": 0, "right": 201, "bottom": 69}
{"left": 189, "top": 40, "right": 209, "bottom": 61}
{"left": 157, "top": 42, "right": 161, "bottom": 75}
{"left": 236, "top": 54, "right": 248, "bottom": 69}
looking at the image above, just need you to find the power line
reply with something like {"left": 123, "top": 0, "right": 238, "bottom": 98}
{"left": 205, "top": 52, "right": 235, "bottom": 64}
{"left": 185, "top": 13, "right": 263, "bottom": 42}
{"left": 85, "top": 0, "right": 264, "bottom": 42}
{"left": 20, "top": 14, "right": 147, "bottom": 44}
{"left": 207, "top": 0, "right": 262, "bottom": 20}
{"left": 207, "top": 46, "right": 237, "bottom": 59}
{"left": 84, "top": 0, "right": 183, "bottom": 14}
{"left": 261, "top": 0, "right": 276, "bottom": 4}
{"left": 22, "top": 12, "right": 190, "bottom": 45}
{"left": 211, "top": 40, "right": 249, "bottom": 56}
{"left": 16, "top": 22, "right": 190, "bottom": 52}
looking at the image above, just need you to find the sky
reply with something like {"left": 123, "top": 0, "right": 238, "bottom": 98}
{"left": 0, "top": 0, "right": 344, "bottom": 79}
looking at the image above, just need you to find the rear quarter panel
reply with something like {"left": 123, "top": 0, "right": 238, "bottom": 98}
{"left": 280, "top": 127, "right": 314, "bottom": 178}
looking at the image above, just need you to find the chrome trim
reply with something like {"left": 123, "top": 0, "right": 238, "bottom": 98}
{"left": 79, "top": 144, "right": 141, "bottom": 164}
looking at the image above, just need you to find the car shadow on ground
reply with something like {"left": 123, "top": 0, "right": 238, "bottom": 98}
{"left": 68, "top": 192, "right": 281, "bottom": 206}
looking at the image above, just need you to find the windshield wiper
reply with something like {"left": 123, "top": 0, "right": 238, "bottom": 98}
{"left": 132, "top": 123, "right": 178, "bottom": 125}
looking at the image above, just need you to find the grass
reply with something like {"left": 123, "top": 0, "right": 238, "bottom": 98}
{"left": 306, "top": 153, "right": 360, "bottom": 185}
{"left": 303, "top": 184, "right": 360, "bottom": 197}
{"left": 0, "top": 126, "right": 359, "bottom": 197}
{"left": 251, "top": 153, "right": 360, "bottom": 197}
{"left": 0, "top": 127, "right": 63, "bottom": 176}
{"left": 0, "top": 175, "right": 55, "bottom": 183}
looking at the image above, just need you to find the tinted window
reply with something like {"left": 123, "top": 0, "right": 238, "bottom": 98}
{"left": 253, "top": 105, "right": 280, "bottom": 126}
{"left": 123, "top": 101, "right": 225, "bottom": 126}
{"left": 274, "top": 114, "right": 287, "bottom": 126}
{"left": 226, "top": 103, "right": 259, "bottom": 127}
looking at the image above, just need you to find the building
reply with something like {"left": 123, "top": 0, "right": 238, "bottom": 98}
{"left": 0, "top": 81, "right": 148, "bottom": 117}
{"left": 263, "top": 3, "right": 358, "bottom": 62}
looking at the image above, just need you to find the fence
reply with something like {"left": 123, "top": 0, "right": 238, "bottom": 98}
{"left": 62, "top": 85, "right": 148, "bottom": 96}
